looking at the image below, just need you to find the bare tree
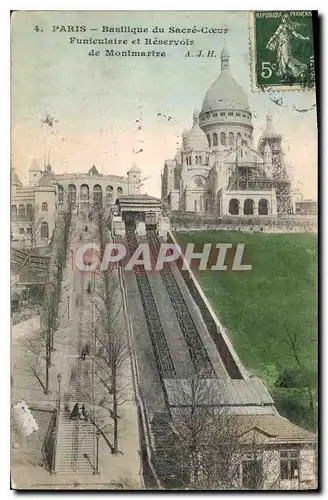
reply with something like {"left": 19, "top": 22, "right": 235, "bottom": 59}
{"left": 280, "top": 324, "right": 316, "bottom": 419}
{"left": 93, "top": 264, "right": 128, "bottom": 454}
{"left": 90, "top": 210, "right": 129, "bottom": 454}
{"left": 25, "top": 287, "right": 60, "bottom": 394}
{"left": 23, "top": 203, "right": 72, "bottom": 393}
{"left": 163, "top": 374, "right": 281, "bottom": 490}
{"left": 23, "top": 206, "right": 44, "bottom": 250}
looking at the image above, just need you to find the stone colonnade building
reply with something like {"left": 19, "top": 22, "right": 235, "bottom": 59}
{"left": 11, "top": 161, "right": 142, "bottom": 247}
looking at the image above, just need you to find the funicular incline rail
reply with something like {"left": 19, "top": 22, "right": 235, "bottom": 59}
{"left": 147, "top": 230, "right": 215, "bottom": 378}
{"left": 126, "top": 226, "right": 176, "bottom": 380}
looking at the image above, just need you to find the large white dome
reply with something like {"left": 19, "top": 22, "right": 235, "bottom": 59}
{"left": 202, "top": 72, "right": 249, "bottom": 113}
{"left": 201, "top": 45, "right": 249, "bottom": 113}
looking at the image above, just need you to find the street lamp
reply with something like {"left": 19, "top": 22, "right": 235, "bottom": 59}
{"left": 67, "top": 295, "right": 70, "bottom": 320}
{"left": 93, "top": 430, "right": 101, "bottom": 475}
{"left": 57, "top": 373, "right": 62, "bottom": 411}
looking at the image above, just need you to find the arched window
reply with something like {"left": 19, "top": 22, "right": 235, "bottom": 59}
{"left": 41, "top": 222, "right": 49, "bottom": 239}
{"left": 229, "top": 132, "right": 234, "bottom": 145}
{"left": 229, "top": 199, "right": 240, "bottom": 215}
{"left": 220, "top": 132, "right": 226, "bottom": 146}
{"left": 18, "top": 204, "right": 25, "bottom": 216}
{"left": 106, "top": 185, "right": 113, "bottom": 202}
{"left": 213, "top": 133, "right": 218, "bottom": 147}
{"left": 117, "top": 187, "right": 123, "bottom": 196}
{"left": 80, "top": 184, "right": 90, "bottom": 201}
{"left": 188, "top": 156, "right": 192, "bottom": 165}
{"left": 194, "top": 200, "right": 198, "bottom": 212}
{"left": 42, "top": 202, "right": 48, "bottom": 212}
{"left": 11, "top": 205, "right": 17, "bottom": 216}
{"left": 244, "top": 199, "right": 254, "bottom": 215}
{"left": 207, "top": 134, "right": 211, "bottom": 147}
{"left": 236, "top": 132, "right": 242, "bottom": 144}
{"left": 93, "top": 184, "right": 102, "bottom": 204}
{"left": 205, "top": 157, "right": 209, "bottom": 166}
{"left": 58, "top": 185, "right": 64, "bottom": 202}
{"left": 259, "top": 199, "right": 269, "bottom": 215}
{"left": 27, "top": 204, "right": 33, "bottom": 216}
{"left": 195, "top": 156, "right": 199, "bottom": 165}
{"left": 68, "top": 184, "right": 76, "bottom": 202}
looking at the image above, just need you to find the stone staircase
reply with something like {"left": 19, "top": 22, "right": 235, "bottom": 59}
{"left": 54, "top": 357, "right": 96, "bottom": 475}
{"left": 54, "top": 411, "right": 95, "bottom": 474}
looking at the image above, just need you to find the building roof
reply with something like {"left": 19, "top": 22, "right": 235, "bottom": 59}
{"left": 88, "top": 165, "right": 100, "bottom": 175}
{"left": 169, "top": 411, "right": 316, "bottom": 445}
{"left": 225, "top": 145, "right": 265, "bottom": 165}
{"left": 234, "top": 415, "right": 316, "bottom": 444}
{"left": 183, "top": 110, "right": 209, "bottom": 151}
{"left": 262, "top": 114, "right": 281, "bottom": 139}
{"left": 11, "top": 168, "right": 22, "bottom": 187}
{"left": 164, "top": 378, "right": 274, "bottom": 407}
{"left": 202, "top": 45, "right": 249, "bottom": 113}
{"left": 118, "top": 194, "right": 161, "bottom": 203}
{"left": 128, "top": 162, "right": 141, "bottom": 173}
{"left": 117, "top": 194, "right": 162, "bottom": 212}
{"left": 38, "top": 167, "right": 55, "bottom": 186}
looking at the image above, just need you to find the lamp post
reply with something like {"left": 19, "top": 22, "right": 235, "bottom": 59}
{"left": 67, "top": 294, "right": 70, "bottom": 320}
{"left": 57, "top": 373, "right": 62, "bottom": 411}
{"left": 93, "top": 430, "right": 101, "bottom": 475}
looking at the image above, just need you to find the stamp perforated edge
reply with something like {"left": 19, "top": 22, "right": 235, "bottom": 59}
{"left": 249, "top": 11, "right": 315, "bottom": 93}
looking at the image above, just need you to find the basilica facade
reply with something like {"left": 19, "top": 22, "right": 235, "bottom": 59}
{"left": 161, "top": 45, "right": 291, "bottom": 217}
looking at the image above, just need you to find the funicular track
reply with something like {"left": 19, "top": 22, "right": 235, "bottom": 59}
{"left": 147, "top": 229, "right": 215, "bottom": 378}
{"left": 125, "top": 225, "right": 176, "bottom": 380}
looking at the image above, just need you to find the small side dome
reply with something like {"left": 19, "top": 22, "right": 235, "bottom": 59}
{"left": 183, "top": 110, "right": 209, "bottom": 151}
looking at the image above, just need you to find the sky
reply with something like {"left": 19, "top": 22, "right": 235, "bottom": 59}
{"left": 11, "top": 10, "right": 318, "bottom": 199}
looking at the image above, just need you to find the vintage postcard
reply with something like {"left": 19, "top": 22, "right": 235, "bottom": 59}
{"left": 11, "top": 10, "right": 318, "bottom": 490}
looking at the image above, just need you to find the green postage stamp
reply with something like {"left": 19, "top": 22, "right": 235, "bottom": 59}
{"left": 250, "top": 11, "right": 315, "bottom": 91}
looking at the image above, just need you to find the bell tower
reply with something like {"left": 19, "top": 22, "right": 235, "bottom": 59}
{"left": 28, "top": 157, "right": 42, "bottom": 186}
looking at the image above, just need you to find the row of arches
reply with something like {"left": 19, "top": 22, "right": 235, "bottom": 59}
{"left": 11, "top": 203, "right": 48, "bottom": 216}
{"left": 229, "top": 198, "right": 269, "bottom": 216}
{"left": 185, "top": 156, "right": 209, "bottom": 166}
{"left": 207, "top": 131, "right": 243, "bottom": 148}
{"left": 58, "top": 184, "right": 124, "bottom": 203}
{"left": 17, "top": 222, "right": 49, "bottom": 239}
{"left": 202, "top": 110, "right": 252, "bottom": 120}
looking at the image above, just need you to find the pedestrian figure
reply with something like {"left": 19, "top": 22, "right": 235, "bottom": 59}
{"left": 81, "top": 346, "right": 86, "bottom": 360}
{"left": 80, "top": 404, "right": 86, "bottom": 420}
{"left": 70, "top": 403, "right": 79, "bottom": 420}
{"left": 85, "top": 342, "right": 91, "bottom": 357}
